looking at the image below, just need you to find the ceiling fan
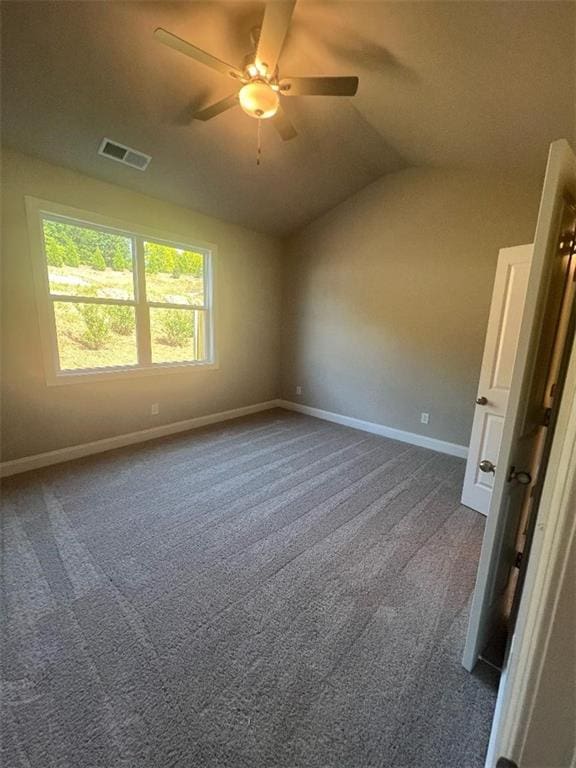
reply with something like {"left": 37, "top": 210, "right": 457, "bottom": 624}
{"left": 154, "top": 0, "right": 359, "bottom": 145}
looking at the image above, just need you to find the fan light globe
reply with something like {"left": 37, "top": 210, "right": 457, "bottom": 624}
{"left": 239, "top": 81, "right": 279, "bottom": 119}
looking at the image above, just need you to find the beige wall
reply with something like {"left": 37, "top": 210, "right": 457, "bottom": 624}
{"left": 281, "top": 168, "right": 542, "bottom": 447}
{"left": 1, "top": 149, "right": 283, "bottom": 461}
{"left": 1, "top": 151, "right": 544, "bottom": 462}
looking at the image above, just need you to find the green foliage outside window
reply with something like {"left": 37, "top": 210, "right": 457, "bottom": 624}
{"left": 92, "top": 248, "right": 106, "bottom": 271}
{"left": 43, "top": 220, "right": 132, "bottom": 271}
{"left": 74, "top": 304, "right": 135, "bottom": 349}
{"left": 106, "top": 305, "right": 135, "bottom": 336}
{"left": 159, "top": 310, "right": 193, "bottom": 347}
{"left": 112, "top": 245, "right": 127, "bottom": 271}
{"left": 47, "top": 243, "right": 65, "bottom": 267}
{"left": 44, "top": 220, "right": 203, "bottom": 278}
{"left": 76, "top": 304, "right": 111, "bottom": 350}
{"left": 145, "top": 242, "right": 203, "bottom": 278}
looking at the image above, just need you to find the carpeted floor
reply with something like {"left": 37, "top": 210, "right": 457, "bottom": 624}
{"left": 1, "top": 409, "right": 498, "bottom": 768}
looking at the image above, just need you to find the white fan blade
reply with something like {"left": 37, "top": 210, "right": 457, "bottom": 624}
{"left": 280, "top": 76, "right": 359, "bottom": 96}
{"left": 194, "top": 94, "right": 239, "bottom": 122}
{"left": 256, "top": 1, "right": 296, "bottom": 75}
{"left": 155, "top": 28, "right": 243, "bottom": 80}
{"left": 272, "top": 106, "right": 297, "bottom": 141}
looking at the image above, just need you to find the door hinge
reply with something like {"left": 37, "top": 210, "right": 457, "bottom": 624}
{"left": 514, "top": 551, "right": 523, "bottom": 569}
{"left": 507, "top": 466, "right": 532, "bottom": 485}
{"left": 559, "top": 230, "right": 575, "bottom": 256}
{"left": 543, "top": 407, "right": 552, "bottom": 426}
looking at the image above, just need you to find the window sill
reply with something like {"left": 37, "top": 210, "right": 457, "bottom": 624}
{"left": 46, "top": 360, "right": 219, "bottom": 386}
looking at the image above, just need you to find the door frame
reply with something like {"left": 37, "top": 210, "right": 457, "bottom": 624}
{"left": 484, "top": 325, "right": 576, "bottom": 767}
{"left": 462, "top": 139, "right": 576, "bottom": 671}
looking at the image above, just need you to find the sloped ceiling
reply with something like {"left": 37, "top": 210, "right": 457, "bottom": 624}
{"left": 1, "top": 1, "right": 575, "bottom": 235}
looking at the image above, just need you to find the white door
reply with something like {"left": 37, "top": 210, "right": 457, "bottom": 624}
{"left": 462, "top": 138, "right": 576, "bottom": 672}
{"left": 461, "top": 246, "right": 533, "bottom": 515}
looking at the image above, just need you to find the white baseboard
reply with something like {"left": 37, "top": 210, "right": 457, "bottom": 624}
{"left": 279, "top": 400, "right": 469, "bottom": 458}
{"left": 0, "top": 397, "right": 468, "bottom": 478}
{"left": 0, "top": 399, "right": 282, "bottom": 478}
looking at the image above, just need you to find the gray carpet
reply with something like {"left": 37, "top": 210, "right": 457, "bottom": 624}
{"left": 1, "top": 409, "right": 498, "bottom": 768}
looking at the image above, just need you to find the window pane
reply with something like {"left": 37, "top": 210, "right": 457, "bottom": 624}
{"left": 144, "top": 241, "right": 205, "bottom": 306}
{"left": 53, "top": 302, "right": 137, "bottom": 370}
{"left": 43, "top": 219, "right": 134, "bottom": 300}
{"left": 150, "top": 308, "right": 207, "bottom": 364}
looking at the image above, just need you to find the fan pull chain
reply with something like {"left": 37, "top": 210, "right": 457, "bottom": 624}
{"left": 256, "top": 118, "right": 262, "bottom": 166}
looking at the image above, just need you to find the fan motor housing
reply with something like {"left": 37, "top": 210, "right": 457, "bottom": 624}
{"left": 238, "top": 80, "right": 279, "bottom": 119}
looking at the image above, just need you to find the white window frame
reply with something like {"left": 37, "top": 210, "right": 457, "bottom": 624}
{"left": 25, "top": 196, "right": 217, "bottom": 385}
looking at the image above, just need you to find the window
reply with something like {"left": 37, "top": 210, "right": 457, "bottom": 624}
{"left": 28, "top": 199, "right": 214, "bottom": 383}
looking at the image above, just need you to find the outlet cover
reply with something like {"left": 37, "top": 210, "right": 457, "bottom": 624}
{"left": 296, "top": 386, "right": 302, "bottom": 395}
{"left": 420, "top": 412, "right": 429, "bottom": 424}
{"left": 151, "top": 403, "right": 160, "bottom": 416}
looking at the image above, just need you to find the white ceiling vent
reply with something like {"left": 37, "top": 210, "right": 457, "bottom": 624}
{"left": 98, "top": 138, "right": 151, "bottom": 171}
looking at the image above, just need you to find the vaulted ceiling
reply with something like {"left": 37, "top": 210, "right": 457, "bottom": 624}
{"left": 2, "top": 1, "right": 575, "bottom": 235}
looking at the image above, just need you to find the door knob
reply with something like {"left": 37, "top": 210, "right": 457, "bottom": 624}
{"left": 479, "top": 459, "right": 496, "bottom": 474}
{"left": 476, "top": 396, "right": 488, "bottom": 405}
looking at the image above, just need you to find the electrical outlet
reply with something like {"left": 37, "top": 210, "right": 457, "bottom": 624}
{"left": 295, "top": 386, "right": 302, "bottom": 396}
{"left": 151, "top": 403, "right": 160, "bottom": 416}
{"left": 420, "top": 412, "right": 429, "bottom": 425}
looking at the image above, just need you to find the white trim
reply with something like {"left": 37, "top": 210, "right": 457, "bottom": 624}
{"left": 0, "top": 398, "right": 470, "bottom": 478}
{"left": 278, "top": 400, "right": 469, "bottom": 458}
{"left": 29, "top": 199, "right": 218, "bottom": 255}
{"left": 45, "top": 359, "right": 220, "bottom": 386}
{"left": 0, "top": 400, "right": 282, "bottom": 477}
